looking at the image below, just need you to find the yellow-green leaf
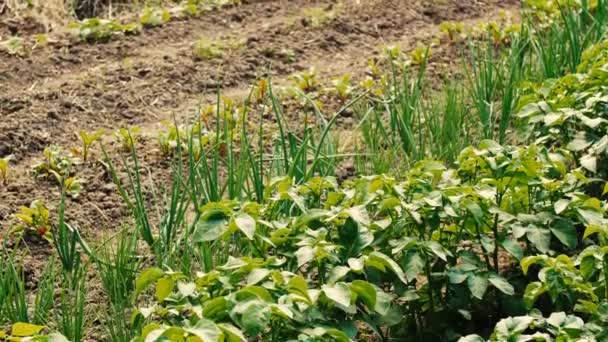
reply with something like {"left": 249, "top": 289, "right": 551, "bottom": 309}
{"left": 11, "top": 322, "right": 44, "bottom": 337}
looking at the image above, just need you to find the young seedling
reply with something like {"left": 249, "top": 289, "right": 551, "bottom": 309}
{"left": 193, "top": 38, "right": 224, "bottom": 60}
{"left": 78, "top": 129, "right": 105, "bottom": 162}
{"left": 115, "top": 127, "right": 140, "bottom": 152}
{"left": 2, "top": 37, "right": 25, "bottom": 56}
{"left": 290, "top": 67, "right": 319, "bottom": 93}
{"left": 33, "top": 146, "right": 77, "bottom": 184}
{"left": 409, "top": 44, "right": 432, "bottom": 65}
{"left": 64, "top": 177, "right": 84, "bottom": 198}
{"left": 0, "top": 156, "right": 11, "bottom": 185}
{"left": 12, "top": 200, "right": 52, "bottom": 241}
{"left": 330, "top": 74, "right": 354, "bottom": 100}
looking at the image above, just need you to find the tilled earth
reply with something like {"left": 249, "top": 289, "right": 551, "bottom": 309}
{"left": 0, "top": 0, "right": 519, "bottom": 242}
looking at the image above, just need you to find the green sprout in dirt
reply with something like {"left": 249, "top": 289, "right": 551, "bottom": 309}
{"left": 158, "top": 120, "right": 186, "bottom": 157}
{"left": 63, "top": 177, "right": 84, "bottom": 198}
{"left": 193, "top": 38, "right": 242, "bottom": 60}
{"left": 1, "top": 37, "right": 25, "bottom": 56}
{"left": 11, "top": 200, "right": 52, "bottom": 241}
{"left": 140, "top": 7, "right": 171, "bottom": 28}
{"left": 78, "top": 129, "right": 104, "bottom": 162}
{"left": 32, "top": 34, "right": 49, "bottom": 50}
{"left": 290, "top": 67, "right": 319, "bottom": 93}
{"left": 439, "top": 21, "right": 464, "bottom": 41}
{"left": 303, "top": 4, "right": 341, "bottom": 27}
{"left": 193, "top": 38, "right": 224, "bottom": 60}
{"left": 408, "top": 43, "right": 432, "bottom": 65}
{"left": 115, "top": 127, "right": 140, "bottom": 153}
{"left": 0, "top": 156, "right": 11, "bottom": 185}
{"left": 32, "top": 146, "right": 77, "bottom": 183}
{"left": 329, "top": 74, "right": 354, "bottom": 100}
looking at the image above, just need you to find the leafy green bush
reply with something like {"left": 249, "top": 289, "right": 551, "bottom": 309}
{"left": 516, "top": 38, "right": 608, "bottom": 180}
{"left": 124, "top": 139, "right": 607, "bottom": 340}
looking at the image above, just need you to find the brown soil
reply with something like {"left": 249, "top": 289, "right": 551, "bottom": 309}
{"left": 0, "top": 0, "right": 519, "bottom": 248}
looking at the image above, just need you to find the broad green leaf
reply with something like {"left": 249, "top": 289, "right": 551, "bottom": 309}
{"left": 218, "top": 323, "right": 247, "bottom": 342}
{"left": 186, "top": 319, "right": 222, "bottom": 342}
{"left": 203, "top": 297, "right": 229, "bottom": 319}
{"left": 240, "top": 301, "right": 270, "bottom": 335}
{"left": 288, "top": 275, "right": 310, "bottom": 301}
{"left": 467, "top": 274, "right": 488, "bottom": 300}
{"left": 580, "top": 154, "right": 597, "bottom": 173}
{"left": 463, "top": 200, "right": 485, "bottom": 226}
{"left": 350, "top": 280, "right": 377, "bottom": 309}
{"left": 458, "top": 335, "right": 485, "bottom": 342}
{"left": 294, "top": 209, "right": 330, "bottom": 228}
{"left": 237, "top": 286, "right": 272, "bottom": 302}
{"left": 448, "top": 270, "right": 468, "bottom": 284}
{"left": 295, "top": 246, "right": 314, "bottom": 267}
{"left": 345, "top": 205, "right": 370, "bottom": 226}
{"left": 550, "top": 218, "right": 577, "bottom": 249}
{"left": 348, "top": 257, "right": 364, "bottom": 272}
{"left": 488, "top": 275, "right": 514, "bottom": 296}
{"left": 494, "top": 316, "right": 534, "bottom": 340}
{"left": 577, "top": 208, "right": 604, "bottom": 226}
{"left": 247, "top": 268, "right": 270, "bottom": 286}
{"left": 234, "top": 213, "right": 256, "bottom": 240}
{"left": 367, "top": 252, "right": 408, "bottom": 284}
{"left": 11, "top": 322, "right": 44, "bottom": 337}
{"left": 521, "top": 256, "right": 544, "bottom": 275}
{"left": 328, "top": 266, "right": 350, "bottom": 284}
{"left": 401, "top": 250, "right": 425, "bottom": 282}
{"left": 523, "top": 281, "right": 546, "bottom": 308}
{"left": 425, "top": 241, "right": 451, "bottom": 261}
{"left": 526, "top": 227, "right": 551, "bottom": 253}
{"left": 554, "top": 199, "right": 570, "bottom": 214}
{"left": 500, "top": 238, "right": 523, "bottom": 261}
{"left": 322, "top": 282, "right": 352, "bottom": 308}
{"left": 583, "top": 224, "right": 604, "bottom": 239}
{"left": 156, "top": 277, "right": 175, "bottom": 302}
{"left": 193, "top": 217, "right": 227, "bottom": 242}
{"left": 135, "top": 268, "right": 164, "bottom": 298}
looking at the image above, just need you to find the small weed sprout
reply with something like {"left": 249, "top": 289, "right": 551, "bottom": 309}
{"left": 290, "top": 67, "right": 319, "bottom": 93}
{"left": 115, "top": 127, "right": 140, "bottom": 152}
{"left": 12, "top": 200, "right": 52, "bottom": 240}
{"left": 33, "top": 146, "right": 77, "bottom": 183}
{"left": 194, "top": 38, "right": 224, "bottom": 60}
{"left": 408, "top": 44, "right": 432, "bottom": 65}
{"left": 0, "top": 156, "right": 11, "bottom": 185}
{"left": 63, "top": 177, "right": 84, "bottom": 198}
{"left": 78, "top": 129, "right": 105, "bottom": 162}
{"left": 303, "top": 5, "right": 341, "bottom": 27}
{"left": 2, "top": 37, "right": 25, "bottom": 56}
{"left": 329, "top": 74, "right": 354, "bottom": 100}
{"left": 439, "top": 21, "right": 464, "bottom": 41}
{"left": 33, "top": 34, "right": 49, "bottom": 49}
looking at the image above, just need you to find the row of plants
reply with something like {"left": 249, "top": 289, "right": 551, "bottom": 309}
{"left": 2, "top": 0, "right": 608, "bottom": 341}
